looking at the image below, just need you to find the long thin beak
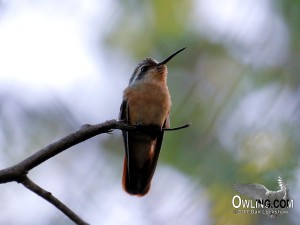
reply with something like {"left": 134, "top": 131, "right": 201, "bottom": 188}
{"left": 158, "top": 47, "right": 186, "bottom": 65}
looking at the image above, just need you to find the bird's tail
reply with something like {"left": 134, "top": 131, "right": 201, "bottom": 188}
{"left": 122, "top": 136, "right": 159, "bottom": 196}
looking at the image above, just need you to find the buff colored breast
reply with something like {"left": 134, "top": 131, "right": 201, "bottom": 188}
{"left": 123, "top": 81, "right": 171, "bottom": 127}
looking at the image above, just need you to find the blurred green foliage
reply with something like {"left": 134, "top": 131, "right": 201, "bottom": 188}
{"left": 104, "top": 1, "right": 300, "bottom": 224}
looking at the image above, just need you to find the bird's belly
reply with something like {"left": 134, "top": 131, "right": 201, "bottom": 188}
{"left": 124, "top": 84, "right": 171, "bottom": 126}
{"left": 130, "top": 101, "right": 165, "bottom": 125}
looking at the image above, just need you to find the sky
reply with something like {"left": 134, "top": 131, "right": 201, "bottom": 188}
{"left": 0, "top": 0, "right": 289, "bottom": 92}
{"left": 0, "top": 0, "right": 121, "bottom": 124}
{"left": 0, "top": 0, "right": 290, "bottom": 128}
{"left": 0, "top": 0, "right": 101, "bottom": 87}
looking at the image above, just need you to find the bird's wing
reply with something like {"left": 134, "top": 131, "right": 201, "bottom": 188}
{"left": 120, "top": 102, "right": 169, "bottom": 196}
{"left": 233, "top": 183, "right": 269, "bottom": 200}
{"left": 278, "top": 177, "right": 288, "bottom": 192}
{"left": 119, "top": 100, "right": 128, "bottom": 121}
{"left": 278, "top": 176, "right": 289, "bottom": 199}
{"left": 119, "top": 100, "right": 129, "bottom": 164}
{"left": 164, "top": 113, "right": 170, "bottom": 129}
{"left": 148, "top": 113, "right": 169, "bottom": 175}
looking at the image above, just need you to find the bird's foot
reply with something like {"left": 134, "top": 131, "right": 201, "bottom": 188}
{"left": 135, "top": 124, "right": 162, "bottom": 135}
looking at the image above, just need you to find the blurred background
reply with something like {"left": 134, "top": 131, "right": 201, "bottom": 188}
{"left": 0, "top": 0, "right": 299, "bottom": 224}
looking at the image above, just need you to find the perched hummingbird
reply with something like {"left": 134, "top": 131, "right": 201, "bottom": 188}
{"left": 119, "top": 48, "right": 185, "bottom": 196}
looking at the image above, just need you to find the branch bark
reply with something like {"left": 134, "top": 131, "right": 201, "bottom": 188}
{"left": 0, "top": 119, "right": 190, "bottom": 224}
{"left": 21, "top": 175, "right": 89, "bottom": 225}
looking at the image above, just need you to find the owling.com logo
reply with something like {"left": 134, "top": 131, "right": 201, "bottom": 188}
{"left": 232, "top": 177, "right": 293, "bottom": 219}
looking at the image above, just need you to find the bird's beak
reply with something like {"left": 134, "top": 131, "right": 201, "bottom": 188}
{"left": 158, "top": 47, "right": 186, "bottom": 65}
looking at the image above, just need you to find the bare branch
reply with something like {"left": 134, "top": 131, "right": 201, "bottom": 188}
{"left": 163, "top": 123, "right": 191, "bottom": 131}
{"left": 20, "top": 176, "right": 89, "bottom": 225}
{"left": 0, "top": 119, "right": 119, "bottom": 183}
{"left": 0, "top": 119, "right": 190, "bottom": 224}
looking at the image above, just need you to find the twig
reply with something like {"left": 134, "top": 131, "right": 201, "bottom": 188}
{"left": 0, "top": 119, "right": 119, "bottom": 183}
{"left": 20, "top": 176, "right": 89, "bottom": 225}
{"left": 163, "top": 123, "right": 191, "bottom": 131}
{"left": 0, "top": 119, "right": 190, "bottom": 224}
{"left": 115, "top": 121, "right": 191, "bottom": 132}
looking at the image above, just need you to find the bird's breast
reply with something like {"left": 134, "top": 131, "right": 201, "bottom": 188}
{"left": 124, "top": 82, "right": 171, "bottom": 126}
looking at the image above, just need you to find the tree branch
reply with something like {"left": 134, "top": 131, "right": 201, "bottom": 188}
{"left": 0, "top": 119, "right": 117, "bottom": 183}
{"left": 20, "top": 175, "right": 89, "bottom": 225}
{"left": 0, "top": 119, "right": 190, "bottom": 224}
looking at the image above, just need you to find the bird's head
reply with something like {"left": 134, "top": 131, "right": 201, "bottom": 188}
{"left": 128, "top": 47, "right": 185, "bottom": 86}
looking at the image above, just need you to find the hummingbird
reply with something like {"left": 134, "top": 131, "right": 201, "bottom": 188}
{"left": 233, "top": 177, "right": 290, "bottom": 219}
{"left": 119, "top": 48, "right": 185, "bottom": 196}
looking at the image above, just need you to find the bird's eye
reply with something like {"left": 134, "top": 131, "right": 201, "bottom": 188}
{"left": 140, "top": 66, "right": 148, "bottom": 73}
